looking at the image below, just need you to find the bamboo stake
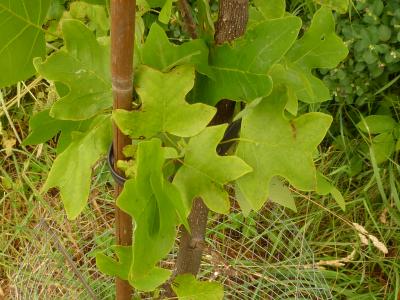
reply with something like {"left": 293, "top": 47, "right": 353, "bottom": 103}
{"left": 110, "top": 1, "right": 136, "bottom": 299}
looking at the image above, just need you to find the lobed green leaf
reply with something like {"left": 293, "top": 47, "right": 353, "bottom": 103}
{"left": 236, "top": 86, "right": 332, "bottom": 212}
{"left": 23, "top": 109, "right": 92, "bottom": 153}
{"left": 35, "top": 20, "right": 112, "bottom": 120}
{"left": 174, "top": 125, "right": 252, "bottom": 214}
{"left": 193, "top": 16, "right": 302, "bottom": 105}
{"left": 42, "top": 115, "right": 112, "bottom": 219}
{"left": 113, "top": 65, "right": 216, "bottom": 139}
{"left": 141, "top": 23, "right": 213, "bottom": 77}
{"left": 117, "top": 139, "right": 188, "bottom": 291}
{"left": 96, "top": 246, "right": 132, "bottom": 281}
{"left": 271, "top": 7, "right": 348, "bottom": 106}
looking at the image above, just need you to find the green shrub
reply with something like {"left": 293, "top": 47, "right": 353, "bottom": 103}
{"left": 321, "top": 0, "right": 400, "bottom": 106}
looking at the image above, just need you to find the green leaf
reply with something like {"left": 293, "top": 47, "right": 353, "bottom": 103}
{"left": 23, "top": 109, "right": 70, "bottom": 145}
{"left": 236, "top": 86, "right": 332, "bottom": 212}
{"left": 378, "top": 25, "right": 392, "bottom": 42}
{"left": 315, "top": 173, "right": 332, "bottom": 195}
{"left": 113, "top": 65, "right": 216, "bottom": 139}
{"left": 357, "top": 115, "right": 397, "bottom": 134}
{"left": 35, "top": 20, "right": 111, "bottom": 120}
{"left": 314, "top": 0, "right": 348, "bottom": 13}
{"left": 316, "top": 173, "right": 345, "bottom": 210}
{"left": 269, "top": 63, "right": 330, "bottom": 105}
{"left": 248, "top": 7, "right": 266, "bottom": 29}
{"left": 285, "top": 7, "right": 347, "bottom": 80}
{"left": 331, "top": 187, "right": 345, "bottom": 211}
{"left": 81, "top": 0, "right": 106, "bottom": 4}
{"left": 254, "top": 0, "right": 286, "bottom": 19}
{"left": 172, "top": 274, "right": 224, "bottom": 300}
{"left": 0, "top": 0, "right": 52, "bottom": 87}
{"left": 47, "top": 0, "right": 66, "bottom": 20}
{"left": 151, "top": 164, "right": 190, "bottom": 230}
{"left": 96, "top": 246, "right": 132, "bottom": 280}
{"left": 371, "top": 133, "right": 395, "bottom": 164}
{"left": 141, "top": 23, "right": 213, "bottom": 77}
{"left": 269, "top": 177, "right": 297, "bottom": 212}
{"left": 147, "top": 0, "right": 167, "bottom": 7}
{"left": 23, "top": 109, "right": 92, "bottom": 153}
{"left": 273, "top": 7, "right": 348, "bottom": 104}
{"left": 193, "top": 17, "right": 302, "bottom": 105}
{"left": 173, "top": 125, "right": 252, "bottom": 214}
{"left": 158, "top": 0, "right": 175, "bottom": 24}
{"left": 117, "top": 139, "right": 186, "bottom": 291}
{"left": 42, "top": 115, "right": 112, "bottom": 219}
{"left": 69, "top": 1, "right": 110, "bottom": 37}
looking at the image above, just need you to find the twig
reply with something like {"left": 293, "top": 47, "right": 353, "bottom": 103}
{"left": 177, "top": 0, "right": 197, "bottom": 39}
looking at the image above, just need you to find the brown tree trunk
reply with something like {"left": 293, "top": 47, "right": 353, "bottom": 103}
{"left": 110, "top": 1, "right": 136, "bottom": 299}
{"left": 215, "top": 0, "right": 249, "bottom": 45}
{"left": 173, "top": 0, "right": 249, "bottom": 283}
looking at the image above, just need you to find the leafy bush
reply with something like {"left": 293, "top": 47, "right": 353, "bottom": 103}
{"left": 321, "top": 0, "right": 400, "bottom": 106}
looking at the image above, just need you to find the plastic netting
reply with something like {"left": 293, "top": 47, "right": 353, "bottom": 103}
{"left": 10, "top": 198, "right": 333, "bottom": 299}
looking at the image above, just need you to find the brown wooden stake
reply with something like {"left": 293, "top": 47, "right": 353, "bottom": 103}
{"left": 110, "top": 1, "right": 136, "bottom": 299}
{"left": 172, "top": 0, "right": 249, "bottom": 288}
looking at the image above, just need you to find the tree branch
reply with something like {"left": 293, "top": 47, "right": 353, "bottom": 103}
{"left": 177, "top": 0, "right": 197, "bottom": 39}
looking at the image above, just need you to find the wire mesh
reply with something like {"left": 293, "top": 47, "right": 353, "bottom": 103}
{"left": 10, "top": 198, "right": 115, "bottom": 300}
{"left": 10, "top": 198, "right": 333, "bottom": 299}
{"left": 202, "top": 204, "right": 333, "bottom": 299}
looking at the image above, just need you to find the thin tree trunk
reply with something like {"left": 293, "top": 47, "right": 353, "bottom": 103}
{"left": 215, "top": 0, "right": 249, "bottom": 45}
{"left": 173, "top": 0, "right": 249, "bottom": 281}
{"left": 110, "top": 1, "right": 136, "bottom": 299}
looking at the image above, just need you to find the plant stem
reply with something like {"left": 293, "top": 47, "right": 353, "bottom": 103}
{"left": 173, "top": 0, "right": 249, "bottom": 284}
{"left": 110, "top": 0, "right": 136, "bottom": 299}
{"left": 177, "top": 0, "right": 197, "bottom": 39}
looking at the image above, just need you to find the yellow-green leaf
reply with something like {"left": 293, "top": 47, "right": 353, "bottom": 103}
{"left": 314, "top": 0, "right": 348, "bottom": 13}
{"left": 35, "top": 20, "right": 112, "bottom": 120}
{"left": 113, "top": 65, "right": 216, "bottom": 139}
{"left": 117, "top": 139, "right": 187, "bottom": 291}
{"left": 96, "top": 246, "right": 132, "bottom": 280}
{"left": 172, "top": 274, "right": 224, "bottom": 300}
{"left": 254, "top": 0, "right": 286, "bottom": 19}
{"left": 42, "top": 115, "right": 112, "bottom": 219}
{"left": 174, "top": 125, "right": 252, "bottom": 214}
